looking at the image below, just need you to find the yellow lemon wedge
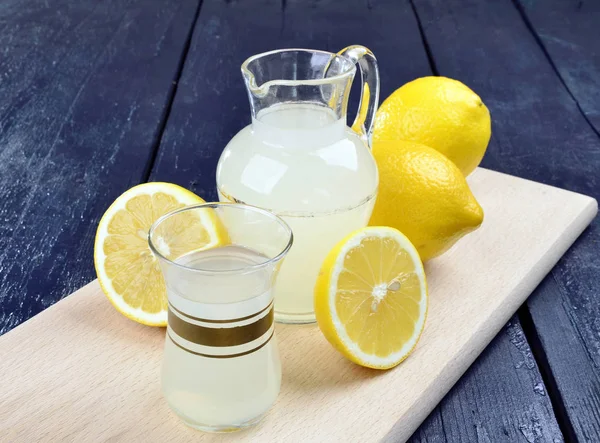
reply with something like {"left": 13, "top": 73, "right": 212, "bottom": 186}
{"left": 314, "top": 227, "right": 428, "bottom": 369}
{"left": 94, "top": 183, "right": 226, "bottom": 326}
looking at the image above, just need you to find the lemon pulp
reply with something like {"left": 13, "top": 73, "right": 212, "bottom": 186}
{"left": 94, "top": 183, "right": 225, "bottom": 326}
{"left": 315, "top": 227, "right": 428, "bottom": 369}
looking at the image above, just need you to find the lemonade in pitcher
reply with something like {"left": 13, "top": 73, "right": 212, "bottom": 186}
{"left": 217, "top": 47, "right": 379, "bottom": 323}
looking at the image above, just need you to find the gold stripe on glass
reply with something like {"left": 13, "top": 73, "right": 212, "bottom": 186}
{"left": 168, "top": 307, "right": 274, "bottom": 347}
{"left": 168, "top": 301, "right": 273, "bottom": 324}
{"left": 167, "top": 330, "right": 274, "bottom": 359}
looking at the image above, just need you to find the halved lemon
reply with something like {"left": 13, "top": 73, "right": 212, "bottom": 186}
{"left": 314, "top": 226, "right": 428, "bottom": 369}
{"left": 94, "top": 183, "right": 226, "bottom": 326}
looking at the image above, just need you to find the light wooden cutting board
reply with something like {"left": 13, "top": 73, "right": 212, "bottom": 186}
{"left": 0, "top": 168, "right": 597, "bottom": 443}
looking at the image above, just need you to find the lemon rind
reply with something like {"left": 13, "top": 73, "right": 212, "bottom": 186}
{"left": 327, "top": 227, "right": 428, "bottom": 368}
{"left": 94, "top": 182, "right": 219, "bottom": 326}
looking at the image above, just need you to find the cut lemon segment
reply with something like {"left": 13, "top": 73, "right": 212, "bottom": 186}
{"left": 314, "top": 226, "right": 428, "bottom": 369}
{"left": 94, "top": 183, "right": 226, "bottom": 326}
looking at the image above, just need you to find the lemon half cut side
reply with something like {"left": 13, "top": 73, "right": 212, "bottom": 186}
{"left": 94, "top": 182, "right": 225, "bottom": 326}
{"left": 315, "top": 226, "right": 428, "bottom": 369}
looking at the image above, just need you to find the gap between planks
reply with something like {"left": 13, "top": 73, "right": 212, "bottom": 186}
{"left": 509, "top": 0, "right": 600, "bottom": 438}
{"left": 406, "top": 0, "right": 594, "bottom": 439}
{"left": 510, "top": 0, "right": 600, "bottom": 140}
{"left": 140, "top": 0, "right": 205, "bottom": 183}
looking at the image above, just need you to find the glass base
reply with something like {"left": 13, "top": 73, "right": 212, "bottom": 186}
{"left": 275, "top": 310, "right": 316, "bottom": 324}
{"left": 169, "top": 403, "right": 268, "bottom": 433}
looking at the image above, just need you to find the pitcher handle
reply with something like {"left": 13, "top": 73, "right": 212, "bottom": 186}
{"left": 339, "top": 45, "right": 380, "bottom": 148}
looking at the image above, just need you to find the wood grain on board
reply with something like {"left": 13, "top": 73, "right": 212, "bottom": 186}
{"left": 0, "top": 0, "right": 200, "bottom": 334}
{"left": 411, "top": 0, "right": 600, "bottom": 439}
{"left": 1, "top": 168, "right": 595, "bottom": 442}
{"left": 153, "top": 0, "right": 563, "bottom": 440}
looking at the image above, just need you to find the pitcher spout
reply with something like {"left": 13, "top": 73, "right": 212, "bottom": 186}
{"left": 240, "top": 49, "right": 356, "bottom": 120}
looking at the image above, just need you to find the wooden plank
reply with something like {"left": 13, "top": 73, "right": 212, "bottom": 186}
{"left": 0, "top": 0, "right": 200, "bottom": 334}
{"left": 512, "top": 4, "right": 600, "bottom": 438}
{"left": 154, "top": 0, "right": 565, "bottom": 440}
{"left": 406, "top": 319, "right": 563, "bottom": 443}
{"left": 0, "top": 168, "right": 595, "bottom": 442}
{"left": 516, "top": 0, "right": 600, "bottom": 133}
{"left": 411, "top": 0, "right": 600, "bottom": 440}
{"left": 525, "top": 268, "right": 600, "bottom": 441}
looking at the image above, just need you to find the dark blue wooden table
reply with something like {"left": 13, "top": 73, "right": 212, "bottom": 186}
{"left": 1, "top": 0, "right": 598, "bottom": 441}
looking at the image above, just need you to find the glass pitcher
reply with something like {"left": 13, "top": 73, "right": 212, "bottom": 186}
{"left": 216, "top": 46, "right": 379, "bottom": 324}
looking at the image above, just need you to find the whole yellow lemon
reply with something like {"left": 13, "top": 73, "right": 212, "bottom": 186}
{"left": 373, "top": 76, "right": 491, "bottom": 176}
{"left": 370, "top": 140, "right": 484, "bottom": 261}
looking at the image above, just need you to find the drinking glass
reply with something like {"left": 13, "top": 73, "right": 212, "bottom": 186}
{"left": 148, "top": 203, "right": 293, "bottom": 432}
